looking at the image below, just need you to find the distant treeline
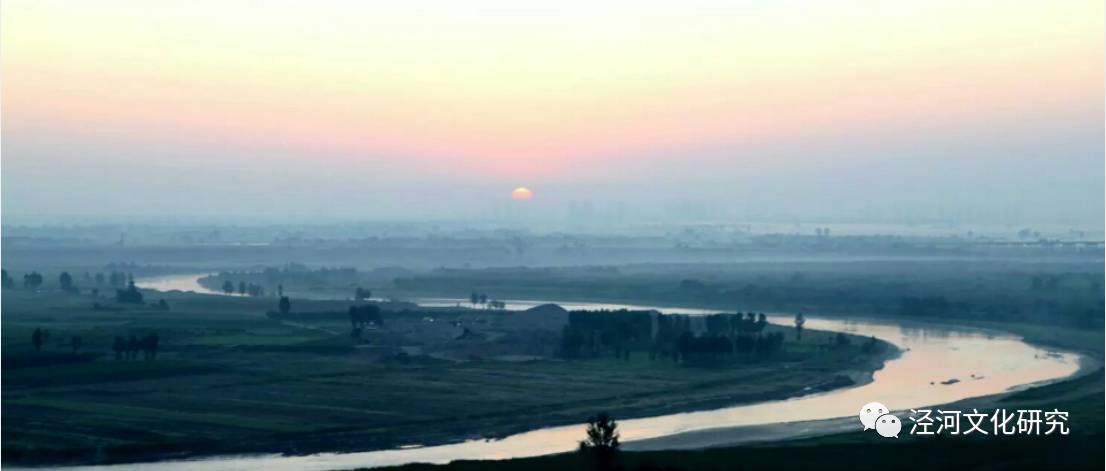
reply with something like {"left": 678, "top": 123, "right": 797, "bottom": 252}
{"left": 395, "top": 264, "right": 1104, "bottom": 328}
{"left": 560, "top": 310, "right": 793, "bottom": 365}
{"left": 3, "top": 268, "right": 162, "bottom": 307}
{"left": 2, "top": 269, "right": 136, "bottom": 292}
{"left": 202, "top": 264, "right": 411, "bottom": 298}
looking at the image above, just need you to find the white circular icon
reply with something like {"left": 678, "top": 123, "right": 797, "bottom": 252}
{"left": 858, "top": 402, "right": 888, "bottom": 430}
{"left": 875, "top": 413, "right": 902, "bottom": 438}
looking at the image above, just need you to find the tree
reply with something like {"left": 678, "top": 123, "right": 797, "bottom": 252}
{"left": 223, "top": 280, "right": 235, "bottom": 294}
{"left": 95, "top": 272, "right": 106, "bottom": 286}
{"left": 32, "top": 328, "right": 48, "bottom": 352}
{"left": 349, "top": 305, "right": 383, "bottom": 339}
{"left": 142, "top": 332, "right": 160, "bottom": 360}
{"left": 70, "top": 336, "right": 83, "bottom": 353}
{"left": 157, "top": 299, "right": 170, "bottom": 310}
{"left": 116, "top": 280, "right": 144, "bottom": 303}
{"left": 238, "top": 281, "right": 247, "bottom": 295}
{"left": 560, "top": 325, "right": 586, "bottom": 358}
{"left": 1, "top": 269, "right": 14, "bottom": 289}
{"left": 127, "top": 335, "right": 140, "bottom": 360}
{"left": 59, "top": 272, "right": 75, "bottom": 292}
{"left": 279, "top": 296, "right": 291, "bottom": 315}
{"left": 355, "top": 287, "right": 371, "bottom": 301}
{"left": 470, "top": 292, "right": 479, "bottom": 305}
{"left": 109, "top": 271, "right": 124, "bottom": 288}
{"left": 579, "top": 412, "right": 620, "bottom": 471}
{"left": 794, "top": 313, "right": 806, "bottom": 341}
{"left": 113, "top": 336, "right": 126, "bottom": 360}
{"left": 24, "top": 272, "right": 44, "bottom": 289}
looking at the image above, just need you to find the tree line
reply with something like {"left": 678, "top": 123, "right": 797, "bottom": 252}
{"left": 222, "top": 280, "right": 266, "bottom": 297}
{"left": 559, "top": 310, "right": 794, "bottom": 365}
{"left": 30, "top": 328, "right": 161, "bottom": 360}
{"left": 469, "top": 292, "right": 506, "bottom": 309}
{"left": 113, "top": 333, "right": 161, "bottom": 360}
{"left": 4, "top": 268, "right": 157, "bottom": 306}
{"left": 2, "top": 269, "right": 147, "bottom": 296}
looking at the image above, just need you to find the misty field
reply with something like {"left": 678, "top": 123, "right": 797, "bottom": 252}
{"left": 0, "top": 288, "right": 886, "bottom": 465}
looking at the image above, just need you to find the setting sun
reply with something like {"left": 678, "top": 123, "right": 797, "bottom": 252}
{"left": 511, "top": 187, "right": 534, "bottom": 200}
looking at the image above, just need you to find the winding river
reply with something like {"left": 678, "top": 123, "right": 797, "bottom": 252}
{"left": 34, "top": 274, "right": 1082, "bottom": 471}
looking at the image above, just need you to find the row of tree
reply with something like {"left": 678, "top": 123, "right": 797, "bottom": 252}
{"left": 675, "top": 331, "right": 787, "bottom": 364}
{"left": 212, "top": 267, "right": 373, "bottom": 299}
{"left": 560, "top": 311, "right": 812, "bottom": 364}
{"left": 561, "top": 310, "right": 653, "bottom": 359}
{"left": 468, "top": 292, "right": 506, "bottom": 309}
{"left": 8, "top": 268, "right": 169, "bottom": 311}
{"left": 222, "top": 280, "right": 266, "bottom": 297}
{"left": 31, "top": 328, "right": 160, "bottom": 360}
{"left": 31, "top": 328, "right": 87, "bottom": 353}
{"left": 4, "top": 270, "right": 45, "bottom": 289}
{"left": 1, "top": 269, "right": 141, "bottom": 293}
{"left": 114, "top": 333, "right": 161, "bottom": 360}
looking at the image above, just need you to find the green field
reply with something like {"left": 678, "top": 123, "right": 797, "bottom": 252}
{"left": 1, "top": 287, "right": 887, "bottom": 465}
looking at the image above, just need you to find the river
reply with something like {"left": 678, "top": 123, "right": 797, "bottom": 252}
{"left": 39, "top": 274, "right": 1081, "bottom": 471}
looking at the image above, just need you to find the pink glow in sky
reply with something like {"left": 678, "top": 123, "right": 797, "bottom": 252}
{"left": 1, "top": 1, "right": 1102, "bottom": 224}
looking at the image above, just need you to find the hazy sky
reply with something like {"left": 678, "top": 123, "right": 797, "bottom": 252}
{"left": 2, "top": 0, "right": 1102, "bottom": 226}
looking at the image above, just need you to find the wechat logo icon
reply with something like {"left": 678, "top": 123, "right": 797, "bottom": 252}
{"left": 859, "top": 401, "right": 901, "bottom": 438}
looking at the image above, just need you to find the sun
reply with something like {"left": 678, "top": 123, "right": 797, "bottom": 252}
{"left": 511, "top": 187, "right": 534, "bottom": 200}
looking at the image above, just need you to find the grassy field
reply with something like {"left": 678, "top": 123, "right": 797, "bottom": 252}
{"left": 1, "top": 287, "right": 887, "bottom": 465}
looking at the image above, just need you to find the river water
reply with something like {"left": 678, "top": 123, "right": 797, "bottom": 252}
{"left": 40, "top": 275, "right": 1080, "bottom": 471}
